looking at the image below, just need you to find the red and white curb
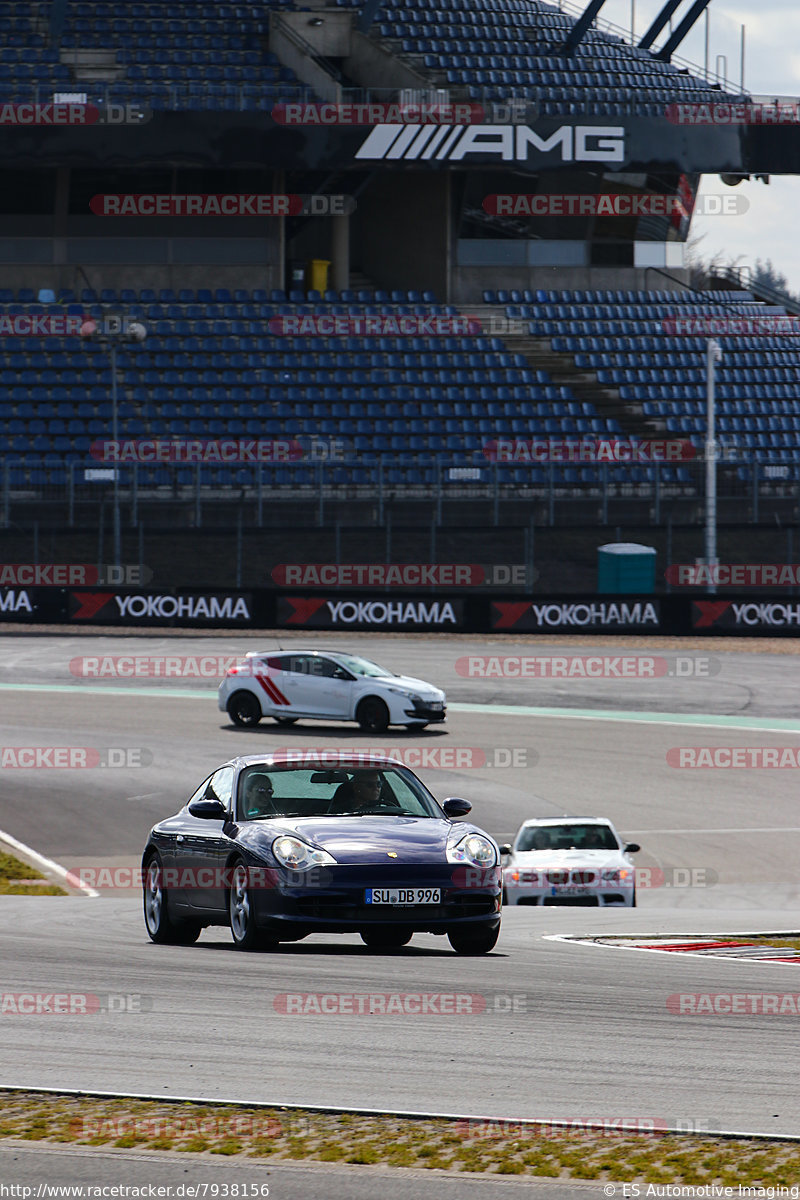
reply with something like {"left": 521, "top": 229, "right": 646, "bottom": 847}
{"left": 546, "top": 931, "right": 800, "bottom": 965}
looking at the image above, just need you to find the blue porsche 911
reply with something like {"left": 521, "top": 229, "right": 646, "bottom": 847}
{"left": 142, "top": 753, "right": 501, "bottom": 954}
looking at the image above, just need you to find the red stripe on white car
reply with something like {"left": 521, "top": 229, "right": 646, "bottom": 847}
{"left": 255, "top": 673, "right": 290, "bottom": 706}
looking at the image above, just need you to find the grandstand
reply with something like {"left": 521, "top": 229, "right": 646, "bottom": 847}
{"left": 0, "top": 0, "right": 799, "bottom": 591}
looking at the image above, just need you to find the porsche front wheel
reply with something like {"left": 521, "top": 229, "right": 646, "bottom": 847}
{"left": 229, "top": 861, "right": 274, "bottom": 951}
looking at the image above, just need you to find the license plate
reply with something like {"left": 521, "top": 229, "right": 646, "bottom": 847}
{"left": 428, "top": 702, "right": 443, "bottom": 711}
{"left": 365, "top": 888, "right": 441, "bottom": 905}
{"left": 551, "top": 886, "right": 590, "bottom": 896}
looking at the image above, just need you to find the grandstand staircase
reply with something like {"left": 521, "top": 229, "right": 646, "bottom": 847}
{"left": 460, "top": 304, "right": 659, "bottom": 437}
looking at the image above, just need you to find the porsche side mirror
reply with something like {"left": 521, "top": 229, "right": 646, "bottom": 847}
{"left": 443, "top": 797, "right": 472, "bottom": 818}
{"left": 624, "top": 842, "right": 641, "bottom": 854}
{"left": 499, "top": 843, "right": 513, "bottom": 856}
{"left": 189, "top": 798, "right": 227, "bottom": 820}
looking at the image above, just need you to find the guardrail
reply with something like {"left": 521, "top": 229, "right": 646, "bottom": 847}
{"left": 2, "top": 457, "right": 797, "bottom": 529}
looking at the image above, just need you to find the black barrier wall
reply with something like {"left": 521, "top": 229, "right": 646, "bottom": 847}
{"left": 3, "top": 588, "right": 800, "bottom": 635}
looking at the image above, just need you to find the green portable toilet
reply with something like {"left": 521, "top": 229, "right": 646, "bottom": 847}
{"left": 597, "top": 543, "right": 656, "bottom": 594}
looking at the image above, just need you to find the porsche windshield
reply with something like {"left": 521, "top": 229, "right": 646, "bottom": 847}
{"left": 517, "top": 824, "right": 620, "bottom": 852}
{"left": 333, "top": 653, "right": 394, "bottom": 678}
{"left": 238, "top": 764, "right": 439, "bottom": 820}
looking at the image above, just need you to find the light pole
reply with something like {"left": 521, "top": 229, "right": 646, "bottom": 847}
{"left": 705, "top": 338, "right": 722, "bottom": 594}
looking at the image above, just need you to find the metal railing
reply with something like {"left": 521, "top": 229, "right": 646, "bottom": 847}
{"left": 2, "top": 457, "right": 797, "bottom": 529}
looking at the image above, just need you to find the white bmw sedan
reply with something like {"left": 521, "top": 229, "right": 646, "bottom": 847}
{"left": 219, "top": 649, "right": 446, "bottom": 733}
{"left": 501, "top": 817, "right": 641, "bottom": 907}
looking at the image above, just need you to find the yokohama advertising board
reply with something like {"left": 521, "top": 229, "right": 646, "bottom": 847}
{"left": 277, "top": 595, "right": 466, "bottom": 630}
{"left": 490, "top": 597, "right": 662, "bottom": 632}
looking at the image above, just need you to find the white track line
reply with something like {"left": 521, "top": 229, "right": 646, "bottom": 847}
{"left": 0, "top": 828, "right": 99, "bottom": 897}
{"left": 0, "top": 1083, "right": 794, "bottom": 1143}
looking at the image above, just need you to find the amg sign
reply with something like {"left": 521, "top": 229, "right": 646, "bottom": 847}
{"left": 355, "top": 124, "right": 625, "bottom": 163}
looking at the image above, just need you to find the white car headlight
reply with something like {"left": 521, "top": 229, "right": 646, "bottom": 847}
{"left": 272, "top": 836, "right": 337, "bottom": 871}
{"left": 387, "top": 686, "right": 420, "bottom": 701}
{"left": 602, "top": 868, "right": 633, "bottom": 883}
{"left": 447, "top": 833, "right": 497, "bottom": 868}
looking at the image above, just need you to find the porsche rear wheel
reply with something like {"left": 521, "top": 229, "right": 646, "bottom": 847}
{"left": 229, "top": 861, "right": 274, "bottom": 951}
{"left": 227, "top": 691, "right": 262, "bottom": 727}
{"left": 360, "top": 929, "right": 413, "bottom": 949}
{"left": 143, "top": 853, "right": 201, "bottom": 945}
{"left": 356, "top": 697, "right": 390, "bottom": 733}
{"left": 447, "top": 923, "right": 500, "bottom": 955}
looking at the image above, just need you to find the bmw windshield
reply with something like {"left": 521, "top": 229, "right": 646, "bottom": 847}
{"left": 517, "top": 825, "right": 620, "bottom": 852}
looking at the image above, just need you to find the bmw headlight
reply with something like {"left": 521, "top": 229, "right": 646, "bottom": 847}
{"left": 272, "top": 836, "right": 337, "bottom": 871}
{"left": 602, "top": 869, "right": 633, "bottom": 883}
{"left": 447, "top": 833, "right": 497, "bottom": 868}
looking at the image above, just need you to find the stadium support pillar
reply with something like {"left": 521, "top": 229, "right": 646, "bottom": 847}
{"left": 638, "top": 0, "right": 682, "bottom": 52}
{"left": 562, "top": 0, "right": 608, "bottom": 54}
{"left": 655, "top": 0, "right": 712, "bottom": 62}
{"left": 276, "top": 169, "right": 286, "bottom": 293}
{"left": 331, "top": 214, "right": 349, "bottom": 292}
{"left": 357, "top": 0, "right": 383, "bottom": 33}
{"left": 49, "top": 0, "right": 67, "bottom": 44}
{"left": 704, "top": 339, "right": 721, "bottom": 595}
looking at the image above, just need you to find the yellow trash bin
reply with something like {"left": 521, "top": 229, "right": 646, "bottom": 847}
{"left": 308, "top": 259, "right": 331, "bottom": 293}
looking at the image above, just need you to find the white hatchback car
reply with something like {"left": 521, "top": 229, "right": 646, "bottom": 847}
{"left": 501, "top": 817, "right": 640, "bottom": 907}
{"left": 219, "top": 649, "right": 446, "bottom": 733}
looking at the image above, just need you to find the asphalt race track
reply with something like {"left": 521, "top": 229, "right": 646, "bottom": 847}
{"left": 1, "top": 632, "right": 800, "bottom": 1148}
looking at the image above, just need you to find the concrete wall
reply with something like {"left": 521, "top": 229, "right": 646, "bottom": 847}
{"left": 343, "top": 30, "right": 429, "bottom": 90}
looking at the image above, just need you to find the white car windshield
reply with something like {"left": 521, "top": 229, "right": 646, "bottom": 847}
{"left": 517, "top": 824, "right": 620, "bottom": 852}
{"left": 333, "top": 653, "right": 395, "bottom": 678}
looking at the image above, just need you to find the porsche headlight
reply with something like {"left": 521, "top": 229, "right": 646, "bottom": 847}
{"left": 272, "top": 836, "right": 336, "bottom": 871}
{"left": 447, "top": 833, "right": 497, "bottom": 868}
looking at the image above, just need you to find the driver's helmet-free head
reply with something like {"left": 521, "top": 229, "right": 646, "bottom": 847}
{"left": 243, "top": 772, "right": 274, "bottom": 816}
{"left": 349, "top": 769, "right": 384, "bottom": 802}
